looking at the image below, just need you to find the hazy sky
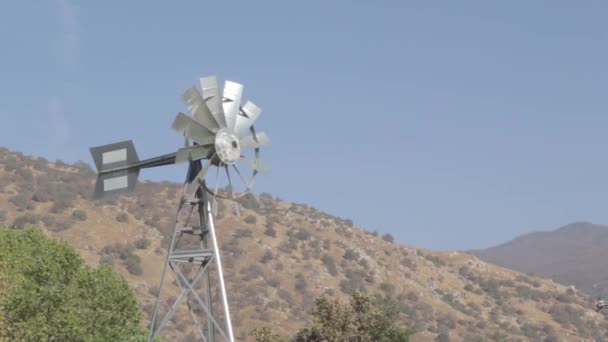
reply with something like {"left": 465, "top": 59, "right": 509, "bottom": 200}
{"left": 1, "top": 1, "right": 607, "bottom": 251}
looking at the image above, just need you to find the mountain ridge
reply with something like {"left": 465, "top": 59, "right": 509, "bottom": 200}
{"left": 472, "top": 221, "right": 608, "bottom": 298}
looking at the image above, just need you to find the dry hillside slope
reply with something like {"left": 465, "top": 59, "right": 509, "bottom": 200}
{"left": 1, "top": 147, "right": 608, "bottom": 341}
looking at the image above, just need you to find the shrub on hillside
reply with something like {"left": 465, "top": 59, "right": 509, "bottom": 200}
{"left": 147, "top": 286, "right": 159, "bottom": 297}
{"left": 125, "top": 256, "right": 143, "bottom": 276}
{"left": 50, "top": 198, "right": 72, "bottom": 214}
{"left": 99, "top": 255, "right": 115, "bottom": 267}
{"left": 236, "top": 193, "right": 260, "bottom": 211}
{"left": 266, "top": 276, "right": 280, "bottom": 288}
{"left": 382, "top": 233, "right": 395, "bottom": 243}
{"left": 424, "top": 254, "right": 446, "bottom": 267}
{"left": 117, "top": 243, "right": 135, "bottom": 260}
{"left": 32, "top": 157, "right": 49, "bottom": 171}
{"left": 322, "top": 254, "right": 338, "bottom": 276}
{"left": 240, "top": 265, "right": 264, "bottom": 282}
{"left": 343, "top": 248, "right": 359, "bottom": 262}
{"left": 12, "top": 214, "right": 39, "bottom": 229}
{"left": 380, "top": 282, "right": 395, "bottom": 296}
{"left": 142, "top": 303, "right": 155, "bottom": 319}
{"left": 9, "top": 194, "right": 34, "bottom": 211}
{"left": 278, "top": 289, "right": 295, "bottom": 306}
{"left": 72, "top": 209, "right": 87, "bottom": 221}
{"left": 260, "top": 250, "right": 273, "bottom": 264}
{"left": 116, "top": 213, "right": 129, "bottom": 223}
{"left": 14, "top": 167, "right": 34, "bottom": 183}
{"left": 134, "top": 238, "right": 151, "bottom": 250}
{"left": 2, "top": 156, "right": 18, "bottom": 171}
{"left": 49, "top": 218, "right": 75, "bottom": 232}
{"left": 31, "top": 190, "right": 53, "bottom": 202}
{"left": 264, "top": 225, "right": 277, "bottom": 238}
{"left": 401, "top": 257, "right": 417, "bottom": 270}
{"left": 340, "top": 269, "right": 367, "bottom": 295}
{"left": 40, "top": 214, "right": 56, "bottom": 227}
{"left": 549, "top": 304, "right": 588, "bottom": 332}
{"left": 288, "top": 292, "right": 411, "bottom": 342}
{"left": 294, "top": 228, "right": 311, "bottom": 241}
{"left": 322, "top": 239, "right": 331, "bottom": 251}
{"left": 234, "top": 228, "right": 253, "bottom": 238}
{"left": 244, "top": 215, "right": 257, "bottom": 224}
{"left": 295, "top": 273, "right": 308, "bottom": 292}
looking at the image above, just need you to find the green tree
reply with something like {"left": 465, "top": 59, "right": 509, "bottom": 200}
{"left": 293, "top": 292, "right": 411, "bottom": 342}
{"left": 250, "top": 327, "right": 285, "bottom": 342}
{"left": 0, "top": 226, "right": 148, "bottom": 341}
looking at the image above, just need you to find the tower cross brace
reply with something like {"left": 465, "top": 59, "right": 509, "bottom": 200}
{"left": 147, "top": 161, "right": 235, "bottom": 342}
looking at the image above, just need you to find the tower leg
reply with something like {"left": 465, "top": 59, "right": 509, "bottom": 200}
{"left": 147, "top": 175, "right": 234, "bottom": 342}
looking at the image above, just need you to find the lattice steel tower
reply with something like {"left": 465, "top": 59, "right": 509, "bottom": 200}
{"left": 89, "top": 76, "right": 270, "bottom": 341}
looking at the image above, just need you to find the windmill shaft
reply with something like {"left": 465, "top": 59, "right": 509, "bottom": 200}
{"left": 99, "top": 152, "right": 177, "bottom": 174}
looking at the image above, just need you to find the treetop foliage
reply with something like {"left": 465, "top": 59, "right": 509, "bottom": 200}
{"left": 253, "top": 292, "right": 411, "bottom": 342}
{"left": 0, "top": 226, "right": 149, "bottom": 341}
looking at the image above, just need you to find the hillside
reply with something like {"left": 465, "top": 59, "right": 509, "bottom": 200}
{"left": 2, "top": 147, "right": 608, "bottom": 341}
{"left": 472, "top": 222, "right": 608, "bottom": 297}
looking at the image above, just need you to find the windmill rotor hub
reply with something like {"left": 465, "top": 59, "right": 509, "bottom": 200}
{"left": 215, "top": 129, "right": 240, "bottom": 165}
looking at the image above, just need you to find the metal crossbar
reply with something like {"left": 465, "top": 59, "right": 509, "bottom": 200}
{"left": 147, "top": 179, "right": 234, "bottom": 342}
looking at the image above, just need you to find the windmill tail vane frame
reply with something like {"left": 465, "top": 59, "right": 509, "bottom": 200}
{"left": 89, "top": 76, "right": 270, "bottom": 342}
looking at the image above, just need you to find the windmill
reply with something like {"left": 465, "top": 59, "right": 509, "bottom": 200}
{"left": 89, "top": 76, "right": 270, "bottom": 342}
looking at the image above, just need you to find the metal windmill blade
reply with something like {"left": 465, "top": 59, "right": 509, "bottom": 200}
{"left": 172, "top": 77, "right": 270, "bottom": 201}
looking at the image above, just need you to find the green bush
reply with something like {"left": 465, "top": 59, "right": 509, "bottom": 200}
{"left": 244, "top": 215, "right": 257, "bottom": 224}
{"left": 291, "top": 292, "right": 411, "bottom": 341}
{"left": 0, "top": 227, "right": 147, "bottom": 340}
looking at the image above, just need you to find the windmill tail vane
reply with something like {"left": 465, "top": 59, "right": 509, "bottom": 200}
{"left": 88, "top": 75, "right": 270, "bottom": 342}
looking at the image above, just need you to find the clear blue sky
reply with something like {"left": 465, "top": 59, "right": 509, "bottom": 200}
{"left": 1, "top": 1, "right": 607, "bottom": 251}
